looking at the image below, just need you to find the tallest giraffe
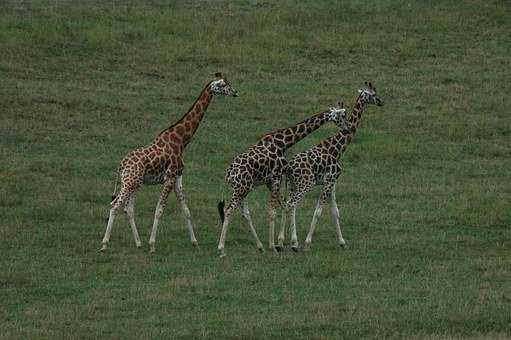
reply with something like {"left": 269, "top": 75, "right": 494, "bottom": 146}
{"left": 100, "top": 73, "right": 238, "bottom": 253}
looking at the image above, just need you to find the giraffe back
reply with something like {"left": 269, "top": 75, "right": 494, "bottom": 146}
{"left": 225, "top": 138, "right": 288, "bottom": 188}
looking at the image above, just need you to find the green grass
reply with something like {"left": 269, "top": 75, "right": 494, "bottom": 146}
{"left": 1, "top": 1, "right": 510, "bottom": 338}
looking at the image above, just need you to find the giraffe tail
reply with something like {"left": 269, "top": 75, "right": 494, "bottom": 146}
{"left": 217, "top": 200, "right": 225, "bottom": 224}
{"left": 111, "top": 170, "right": 120, "bottom": 203}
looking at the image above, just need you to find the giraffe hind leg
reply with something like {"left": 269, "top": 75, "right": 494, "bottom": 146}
{"left": 100, "top": 183, "right": 136, "bottom": 252}
{"left": 218, "top": 199, "right": 237, "bottom": 258}
{"left": 149, "top": 176, "right": 176, "bottom": 254}
{"left": 218, "top": 187, "right": 250, "bottom": 257}
{"left": 174, "top": 175, "right": 198, "bottom": 248}
{"left": 124, "top": 193, "right": 142, "bottom": 248}
{"left": 239, "top": 200, "right": 264, "bottom": 252}
{"left": 267, "top": 179, "right": 283, "bottom": 253}
{"left": 276, "top": 176, "right": 293, "bottom": 252}
{"left": 304, "top": 182, "right": 334, "bottom": 251}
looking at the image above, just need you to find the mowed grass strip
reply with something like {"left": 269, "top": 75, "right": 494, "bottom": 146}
{"left": 1, "top": 1, "right": 510, "bottom": 339}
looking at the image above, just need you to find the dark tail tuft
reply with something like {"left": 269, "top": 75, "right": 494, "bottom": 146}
{"left": 217, "top": 200, "right": 225, "bottom": 224}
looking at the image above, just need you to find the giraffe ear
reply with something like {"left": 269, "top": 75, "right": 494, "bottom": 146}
{"left": 364, "top": 81, "right": 369, "bottom": 86}
{"left": 358, "top": 89, "right": 363, "bottom": 93}
{"left": 215, "top": 72, "right": 223, "bottom": 79}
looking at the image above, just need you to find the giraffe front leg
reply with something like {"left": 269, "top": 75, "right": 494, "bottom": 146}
{"left": 100, "top": 185, "right": 133, "bottom": 252}
{"left": 330, "top": 184, "right": 346, "bottom": 248}
{"left": 174, "top": 175, "right": 198, "bottom": 248}
{"left": 276, "top": 201, "right": 288, "bottom": 252}
{"left": 304, "top": 186, "right": 331, "bottom": 251}
{"left": 149, "top": 177, "right": 175, "bottom": 254}
{"left": 124, "top": 193, "right": 142, "bottom": 248}
{"left": 268, "top": 203, "right": 277, "bottom": 253}
{"left": 287, "top": 185, "right": 310, "bottom": 252}
{"left": 304, "top": 199, "right": 324, "bottom": 251}
{"left": 289, "top": 204, "right": 299, "bottom": 251}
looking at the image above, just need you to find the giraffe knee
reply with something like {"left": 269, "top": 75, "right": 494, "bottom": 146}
{"left": 110, "top": 204, "right": 123, "bottom": 215}
{"left": 224, "top": 207, "right": 235, "bottom": 219}
{"left": 314, "top": 206, "right": 323, "bottom": 218}
{"left": 268, "top": 207, "right": 277, "bottom": 219}
{"left": 155, "top": 205, "right": 164, "bottom": 218}
{"left": 331, "top": 206, "right": 340, "bottom": 218}
{"left": 182, "top": 205, "right": 191, "bottom": 218}
{"left": 124, "top": 205, "right": 134, "bottom": 216}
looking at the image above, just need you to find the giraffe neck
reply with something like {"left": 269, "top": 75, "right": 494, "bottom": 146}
{"left": 349, "top": 94, "right": 365, "bottom": 133}
{"left": 320, "top": 95, "right": 365, "bottom": 159}
{"left": 158, "top": 83, "right": 214, "bottom": 149}
{"left": 261, "top": 111, "right": 333, "bottom": 151}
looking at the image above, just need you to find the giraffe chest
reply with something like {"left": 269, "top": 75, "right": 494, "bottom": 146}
{"left": 290, "top": 149, "right": 339, "bottom": 184}
{"left": 314, "top": 156, "right": 341, "bottom": 184}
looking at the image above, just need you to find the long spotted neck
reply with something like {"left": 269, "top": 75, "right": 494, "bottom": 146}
{"left": 320, "top": 95, "right": 365, "bottom": 159}
{"left": 349, "top": 94, "right": 365, "bottom": 133}
{"left": 260, "top": 110, "right": 333, "bottom": 151}
{"left": 158, "top": 83, "right": 214, "bottom": 148}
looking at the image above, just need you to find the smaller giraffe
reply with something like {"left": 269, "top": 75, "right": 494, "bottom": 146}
{"left": 217, "top": 103, "right": 350, "bottom": 257}
{"left": 279, "top": 82, "right": 383, "bottom": 251}
{"left": 100, "top": 73, "right": 238, "bottom": 253}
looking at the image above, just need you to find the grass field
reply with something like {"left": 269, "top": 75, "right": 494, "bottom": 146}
{"left": 1, "top": 1, "right": 511, "bottom": 338}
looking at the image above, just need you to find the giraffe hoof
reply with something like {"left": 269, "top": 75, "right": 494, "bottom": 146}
{"left": 303, "top": 244, "right": 311, "bottom": 252}
{"left": 149, "top": 245, "right": 156, "bottom": 254}
{"left": 219, "top": 250, "right": 227, "bottom": 258}
{"left": 99, "top": 244, "right": 108, "bottom": 252}
{"left": 136, "top": 242, "right": 142, "bottom": 248}
{"left": 291, "top": 245, "right": 299, "bottom": 252}
{"left": 257, "top": 247, "right": 264, "bottom": 253}
{"left": 275, "top": 245, "right": 284, "bottom": 252}
{"left": 339, "top": 242, "right": 347, "bottom": 249}
{"left": 192, "top": 241, "right": 199, "bottom": 248}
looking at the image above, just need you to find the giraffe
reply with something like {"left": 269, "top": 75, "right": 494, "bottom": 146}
{"left": 279, "top": 82, "right": 383, "bottom": 251}
{"left": 216, "top": 103, "right": 351, "bottom": 257}
{"left": 100, "top": 73, "right": 238, "bottom": 253}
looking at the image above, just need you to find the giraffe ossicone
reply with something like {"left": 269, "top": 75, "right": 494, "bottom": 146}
{"left": 100, "top": 73, "right": 238, "bottom": 253}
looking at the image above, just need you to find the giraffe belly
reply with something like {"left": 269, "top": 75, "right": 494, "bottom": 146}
{"left": 143, "top": 172, "right": 166, "bottom": 185}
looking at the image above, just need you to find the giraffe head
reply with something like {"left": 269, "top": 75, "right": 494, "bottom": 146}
{"left": 358, "top": 81, "right": 383, "bottom": 106}
{"left": 210, "top": 72, "right": 239, "bottom": 97}
{"left": 328, "top": 102, "right": 350, "bottom": 131}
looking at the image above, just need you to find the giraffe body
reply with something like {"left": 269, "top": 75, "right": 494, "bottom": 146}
{"left": 101, "top": 74, "right": 238, "bottom": 253}
{"left": 217, "top": 105, "right": 350, "bottom": 257}
{"left": 280, "top": 83, "right": 383, "bottom": 251}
